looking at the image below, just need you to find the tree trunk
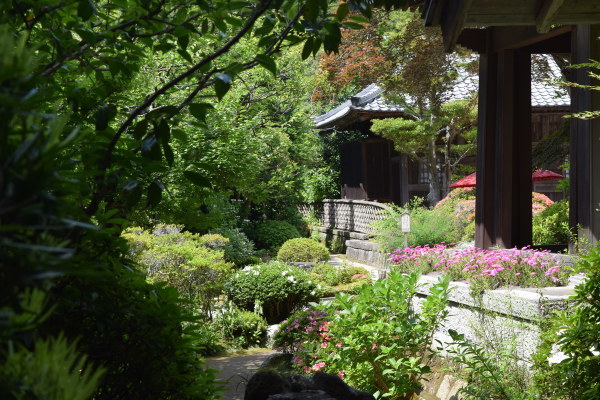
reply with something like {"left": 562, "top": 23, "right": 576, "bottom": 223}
{"left": 427, "top": 139, "right": 442, "bottom": 206}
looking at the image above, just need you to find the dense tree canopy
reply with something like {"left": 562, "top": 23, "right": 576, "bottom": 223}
{"left": 0, "top": 0, "right": 408, "bottom": 397}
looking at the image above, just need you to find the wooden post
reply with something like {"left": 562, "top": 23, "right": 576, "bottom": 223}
{"left": 475, "top": 31, "right": 498, "bottom": 249}
{"left": 570, "top": 24, "right": 600, "bottom": 250}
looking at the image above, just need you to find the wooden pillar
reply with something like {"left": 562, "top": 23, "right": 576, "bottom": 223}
{"left": 570, "top": 25, "right": 600, "bottom": 249}
{"left": 475, "top": 42, "right": 498, "bottom": 249}
{"left": 476, "top": 32, "right": 532, "bottom": 249}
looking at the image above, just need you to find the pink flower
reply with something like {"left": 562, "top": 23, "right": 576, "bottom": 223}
{"left": 336, "top": 342, "right": 342, "bottom": 347}
{"left": 321, "top": 342, "right": 328, "bottom": 348}
{"left": 372, "top": 343, "right": 377, "bottom": 350}
{"left": 312, "top": 362, "right": 326, "bottom": 372}
{"left": 338, "top": 370, "right": 345, "bottom": 379}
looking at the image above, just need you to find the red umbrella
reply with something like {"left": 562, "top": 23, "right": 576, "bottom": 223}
{"left": 449, "top": 172, "right": 476, "bottom": 188}
{"left": 449, "top": 169, "right": 563, "bottom": 188}
{"left": 532, "top": 169, "right": 563, "bottom": 181}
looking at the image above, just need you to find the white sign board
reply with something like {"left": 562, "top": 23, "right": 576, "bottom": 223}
{"left": 400, "top": 213, "right": 410, "bottom": 233}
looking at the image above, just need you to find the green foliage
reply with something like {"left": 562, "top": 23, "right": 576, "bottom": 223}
{"left": 310, "top": 264, "right": 372, "bottom": 296}
{"left": 530, "top": 244, "right": 600, "bottom": 399}
{"left": 254, "top": 220, "right": 302, "bottom": 254}
{"left": 447, "top": 330, "right": 532, "bottom": 400}
{"left": 0, "top": 334, "right": 105, "bottom": 400}
{"left": 224, "top": 262, "right": 321, "bottom": 324}
{"left": 276, "top": 272, "right": 451, "bottom": 399}
{"left": 532, "top": 199, "right": 573, "bottom": 245}
{"left": 277, "top": 238, "right": 330, "bottom": 263}
{"left": 210, "top": 227, "right": 256, "bottom": 267}
{"left": 122, "top": 226, "right": 234, "bottom": 316}
{"left": 213, "top": 303, "right": 268, "bottom": 349}
{"left": 372, "top": 200, "right": 461, "bottom": 252}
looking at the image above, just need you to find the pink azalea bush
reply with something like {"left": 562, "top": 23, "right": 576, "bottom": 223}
{"left": 390, "top": 244, "right": 568, "bottom": 291}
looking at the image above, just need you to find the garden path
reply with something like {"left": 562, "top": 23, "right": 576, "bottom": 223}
{"left": 206, "top": 349, "right": 276, "bottom": 400}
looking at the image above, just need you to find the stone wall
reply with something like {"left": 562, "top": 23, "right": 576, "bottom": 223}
{"left": 415, "top": 275, "right": 574, "bottom": 362}
{"left": 300, "top": 199, "right": 390, "bottom": 234}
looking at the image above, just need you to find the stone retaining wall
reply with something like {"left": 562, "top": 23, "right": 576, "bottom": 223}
{"left": 415, "top": 275, "right": 574, "bottom": 362}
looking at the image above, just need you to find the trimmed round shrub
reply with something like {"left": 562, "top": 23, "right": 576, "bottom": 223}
{"left": 224, "top": 262, "right": 321, "bottom": 324}
{"left": 255, "top": 220, "right": 301, "bottom": 253}
{"left": 213, "top": 305, "right": 268, "bottom": 349}
{"left": 277, "top": 238, "right": 330, "bottom": 263}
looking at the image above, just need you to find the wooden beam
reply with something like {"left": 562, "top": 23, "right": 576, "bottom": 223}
{"left": 440, "top": 0, "right": 474, "bottom": 52}
{"left": 491, "top": 25, "right": 571, "bottom": 51}
{"left": 536, "top": 0, "right": 566, "bottom": 33}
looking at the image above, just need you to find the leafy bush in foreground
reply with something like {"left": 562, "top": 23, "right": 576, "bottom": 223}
{"left": 277, "top": 238, "right": 330, "bottom": 262}
{"left": 532, "top": 199, "right": 572, "bottom": 245}
{"left": 273, "top": 272, "right": 451, "bottom": 399}
{"left": 224, "top": 262, "right": 321, "bottom": 324}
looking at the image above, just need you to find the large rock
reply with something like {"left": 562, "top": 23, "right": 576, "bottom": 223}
{"left": 245, "top": 370, "right": 375, "bottom": 400}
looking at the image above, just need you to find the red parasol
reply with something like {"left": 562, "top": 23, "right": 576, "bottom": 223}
{"left": 449, "top": 172, "right": 476, "bottom": 188}
{"left": 449, "top": 169, "right": 563, "bottom": 188}
{"left": 532, "top": 169, "right": 564, "bottom": 181}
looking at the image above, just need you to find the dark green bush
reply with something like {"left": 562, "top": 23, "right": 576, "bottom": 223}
{"left": 210, "top": 227, "right": 256, "bottom": 267}
{"left": 532, "top": 199, "right": 572, "bottom": 245}
{"left": 254, "top": 220, "right": 302, "bottom": 253}
{"left": 224, "top": 262, "right": 321, "bottom": 324}
{"left": 277, "top": 238, "right": 330, "bottom": 263}
{"left": 214, "top": 304, "right": 268, "bottom": 349}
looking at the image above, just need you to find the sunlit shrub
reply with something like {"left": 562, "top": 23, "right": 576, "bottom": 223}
{"left": 532, "top": 199, "right": 572, "bottom": 245}
{"left": 224, "top": 262, "right": 321, "bottom": 324}
{"left": 277, "top": 238, "right": 330, "bottom": 263}
{"left": 213, "top": 303, "right": 268, "bottom": 349}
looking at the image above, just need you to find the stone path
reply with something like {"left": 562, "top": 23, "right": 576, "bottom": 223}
{"left": 206, "top": 349, "right": 276, "bottom": 400}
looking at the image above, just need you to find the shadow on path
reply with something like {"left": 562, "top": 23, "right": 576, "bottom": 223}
{"left": 206, "top": 349, "right": 276, "bottom": 400}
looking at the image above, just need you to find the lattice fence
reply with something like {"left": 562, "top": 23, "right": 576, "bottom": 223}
{"left": 299, "top": 199, "right": 391, "bottom": 234}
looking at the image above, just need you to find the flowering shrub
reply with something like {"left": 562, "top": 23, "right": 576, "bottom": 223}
{"left": 224, "top": 262, "right": 321, "bottom": 324}
{"left": 274, "top": 272, "right": 451, "bottom": 399}
{"left": 272, "top": 307, "right": 332, "bottom": 370}
{"left": 390, "top": 244, "right": 568, "bottom": 292}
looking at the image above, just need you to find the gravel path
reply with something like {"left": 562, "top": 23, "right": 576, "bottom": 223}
{"left": 206, "top": 349, "right": 276, "bottom": 400}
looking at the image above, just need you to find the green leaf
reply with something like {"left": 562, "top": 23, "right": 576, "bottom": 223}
{"left": 157, "top": 119, "right": 171, "bottom": 144}
{"left": 177, "top": 34, "right": 189, "bottom": 51}
{"left": 146, "top": 181, "right": 163, "bottom": 207}
{"left": 177, "top": 49, "right": 193, "bottom": 63}
{"left": 95, "top": 104, "right": 117, "bottom": 131}
{"left": 336, "top": 3, "right": 349, "bottom": 21}
{"left": 163, "top": 142, "right": 174, "bottom": 166}
{"left": 144, "top": 105, "right": 178, "bottom": 120}
{"left": 214, "top": 74, "right": 231, "bottom": 100}
{"left": 189, "top": 103, "right": 213, "bottom": 122}
{"left": 302, "top": 37, "right": 313, "bottom": 60}
{"left": 255, "top": 54, "right": 277, "bottom": 76}
{"left": 132, "top": 120, "right": 148, "bottom": 140}
{"left": 342, "top": 22, "right": 365, "bottom": 30}
{"left": 78, "top": 0, "right": 97, "bottom": 20}
{"left": 183, "top": 171, "right": 211, "bottom": 187}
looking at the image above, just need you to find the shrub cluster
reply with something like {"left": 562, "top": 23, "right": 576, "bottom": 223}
{"left": 213, "top": 303, "right": 268, "bottom": 349}
{"left": 254, "top": 220, "right": 302, "bottom": 253}
{"left": 310, "top": 264, "right": 372, "bottom": 296}
{"left": 532, "top": 199, "right": 572, "bottom": 245}
{"left": 224, "top": 262, "right": 321, "bottom": 324}
{"left": 277, "top": 238, "right": 330, "bottom": 263}
{"left": 210, "top": 227, "right": 257, "bottom": 266}
{"left": 122, "top": 226, "right": 233, "bottom": 316}
{"left": 390, "top": 244, "right": 568, "bottom": 292}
